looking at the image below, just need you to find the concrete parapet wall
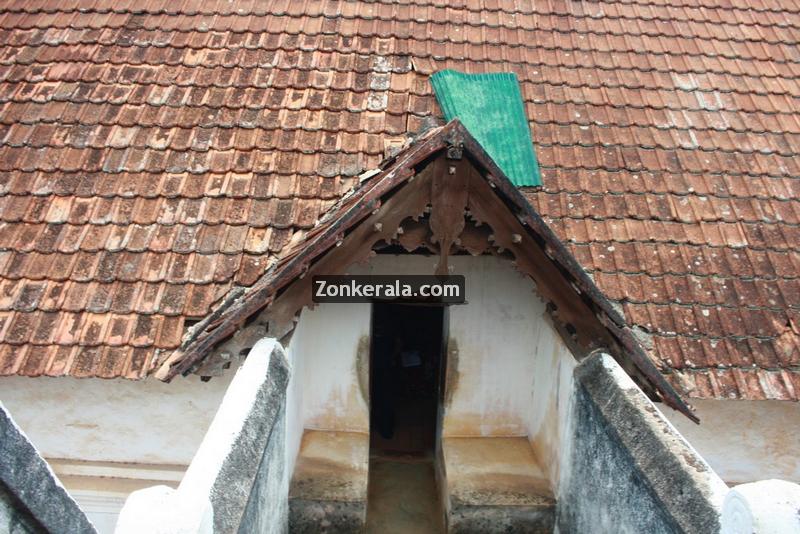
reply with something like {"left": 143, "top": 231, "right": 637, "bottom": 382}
{"left": 558, "top": 352, "right": 728, "bottom": 534}
{"left": 116, "top": 338, "right": 290, "bottom": 534}
{"left": 0, "top": 402, "right": 97, "bottom": 534}
{"left": 721, "top": 480, "right": 800, "bottom": 534}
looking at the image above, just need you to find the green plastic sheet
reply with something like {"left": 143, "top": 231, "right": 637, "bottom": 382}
{"left": 430, "top": 70, "right": 541, "bottom": 187}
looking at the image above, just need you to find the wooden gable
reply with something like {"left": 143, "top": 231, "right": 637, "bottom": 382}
{"left": 156, "top": 121, "right": 695, "bottom": 421}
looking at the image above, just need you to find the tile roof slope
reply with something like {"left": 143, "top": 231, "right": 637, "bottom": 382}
{"left": 0, "top": 0, "right": 796, "bottom": 400}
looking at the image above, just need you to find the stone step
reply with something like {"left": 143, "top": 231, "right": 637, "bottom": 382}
{"left": 442, "top": 436, "right": 556, "bottom": 533}
{"left": 288, "top": 430, "right": 369, "bottom": 534}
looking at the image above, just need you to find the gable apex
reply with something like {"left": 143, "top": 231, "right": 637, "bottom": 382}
{"left": 155, "top": 120, "right": 695, "bottom": 421}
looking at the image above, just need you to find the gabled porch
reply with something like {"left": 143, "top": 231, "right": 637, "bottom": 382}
{"left": 119, "top": 121, "right": 723, "bottom": 534}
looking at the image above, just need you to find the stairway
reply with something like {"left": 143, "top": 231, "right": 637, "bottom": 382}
{"left": 288, "top": 432, "right": 555, "bottom": 533}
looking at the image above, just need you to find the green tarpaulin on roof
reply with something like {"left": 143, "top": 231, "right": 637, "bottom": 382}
{"left": 430, "top": 70, "right": 541, "bottom": 187}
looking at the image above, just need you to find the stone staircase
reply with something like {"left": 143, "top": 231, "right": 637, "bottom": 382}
{"left": 288, "top": 431, "right": 554, "bottom": 533}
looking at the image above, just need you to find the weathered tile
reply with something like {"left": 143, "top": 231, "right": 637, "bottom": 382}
{"left": 0, "top": 0, "right": 796, "bottom": 394}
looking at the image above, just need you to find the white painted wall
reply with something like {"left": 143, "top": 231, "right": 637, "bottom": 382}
{"left": 526, "top": 321, "right": 577, "bottom": 488}
{"left": 722, "top": 479, "right": 800, "bottom": 533}
{"left": 70, "top": 490, "right": 129, "bottom": 534}
{"left": 0, "top": 369, "right": 237, "bottom": 533}
{"left": 291, "top": 302, "right": 372, "bottom": 434}
{"left": 357, "top": 254, "right": 577, "bottom": 485}
{"left": 0, "top": 373, "right": 235, "bottom": 465}
{"left": 663, "top": 399, "right": 800, "bottom": 485}
{"left": 283, "top": 330, "right": 305, "bottom": 485}
{"left": 291, "top": 254, "right": 567, "bottom": 439}
{"left": 284, "top": 300, "right": 372, "bottom": 483}
{"left": 435, "top": 255, "right": 545, "bottom": 437}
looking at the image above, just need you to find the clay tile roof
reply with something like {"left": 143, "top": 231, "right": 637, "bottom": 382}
{"left": 0, "top": 0, "right": 798, "bottom": 401}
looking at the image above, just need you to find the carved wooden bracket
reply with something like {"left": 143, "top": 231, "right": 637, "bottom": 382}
{"left": 162, "top": 119, "right": 693, "bottom": 421}
{"left": 397, "top": 218, "right": 433, "bottom": 253}
{"left": 429, "top": 159, "right": 469, "bottom": 275}
{"left": 218, "top": 156, "right": 613, "bottom": 362}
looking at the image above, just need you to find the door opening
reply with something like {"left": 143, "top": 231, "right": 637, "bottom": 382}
{"left": 369, "top": 302, "right": 445, "bottom": 455}
{"left": 367, "top": 301, "right": 447, "bottom": 532}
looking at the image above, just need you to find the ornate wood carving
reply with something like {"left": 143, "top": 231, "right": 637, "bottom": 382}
{"left": 459, "top": 222, "right": 493, "bottom": 256}
{"left": 159, "top": 120, "right": 693, "bottom": 421}
{"left": 193, "top": 155, "right": 616, "bottom": 380}
{"left": 245, "top": 156, "right": 613, "bottom": 355}
{"left": 429, "top": 159, "right": 469, "bottom": 275}
{"left": 397, "top": 218, "right": 433, "bottom": 252}
{"left": 260, "top": 166, "right": 435, "bottom": 340}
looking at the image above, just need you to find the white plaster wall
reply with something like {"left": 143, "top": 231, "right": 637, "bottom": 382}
{"left": 663, "top": 399, "right": 800, "bottom": 485}
{"left": 722, "top": 480, "right": 800, "bottom": 534}
{"left": 285, "top": 253, "right": 580, "bottom": 485}
{"left": 351, "top": 254, "right": 549, "bottom": 438}
{"left": 291, "top": 302, "right": 371, "bottom": 434}
{"left": 282, "top": 317, "right": 309, "bottom": 483}
{"left": 0, "top": 372, "right": 235, "bottom": 465}
{"left": 526, "top": 321, "right": 577, "bottom": 488}
{"left": 442, "top": 257, "right": 542, "bottom": 437}
{"left": 283, "top": 331, "right": 305, "bottom": 483}
{"left": 289, "top": 255, "right": 556, "bottom": 439}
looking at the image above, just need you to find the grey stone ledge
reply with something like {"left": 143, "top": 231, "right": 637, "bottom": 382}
{"left": 574, "top": 353, "right": 727, "bottom": 534}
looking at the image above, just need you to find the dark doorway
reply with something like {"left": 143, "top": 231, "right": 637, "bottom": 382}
{"left": 369, "top": 302, "right": 445, "bottom": 455}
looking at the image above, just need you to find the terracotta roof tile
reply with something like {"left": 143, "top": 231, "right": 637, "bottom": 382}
{"left": 0, "top": 0, "right": 797, "bottom": 396}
